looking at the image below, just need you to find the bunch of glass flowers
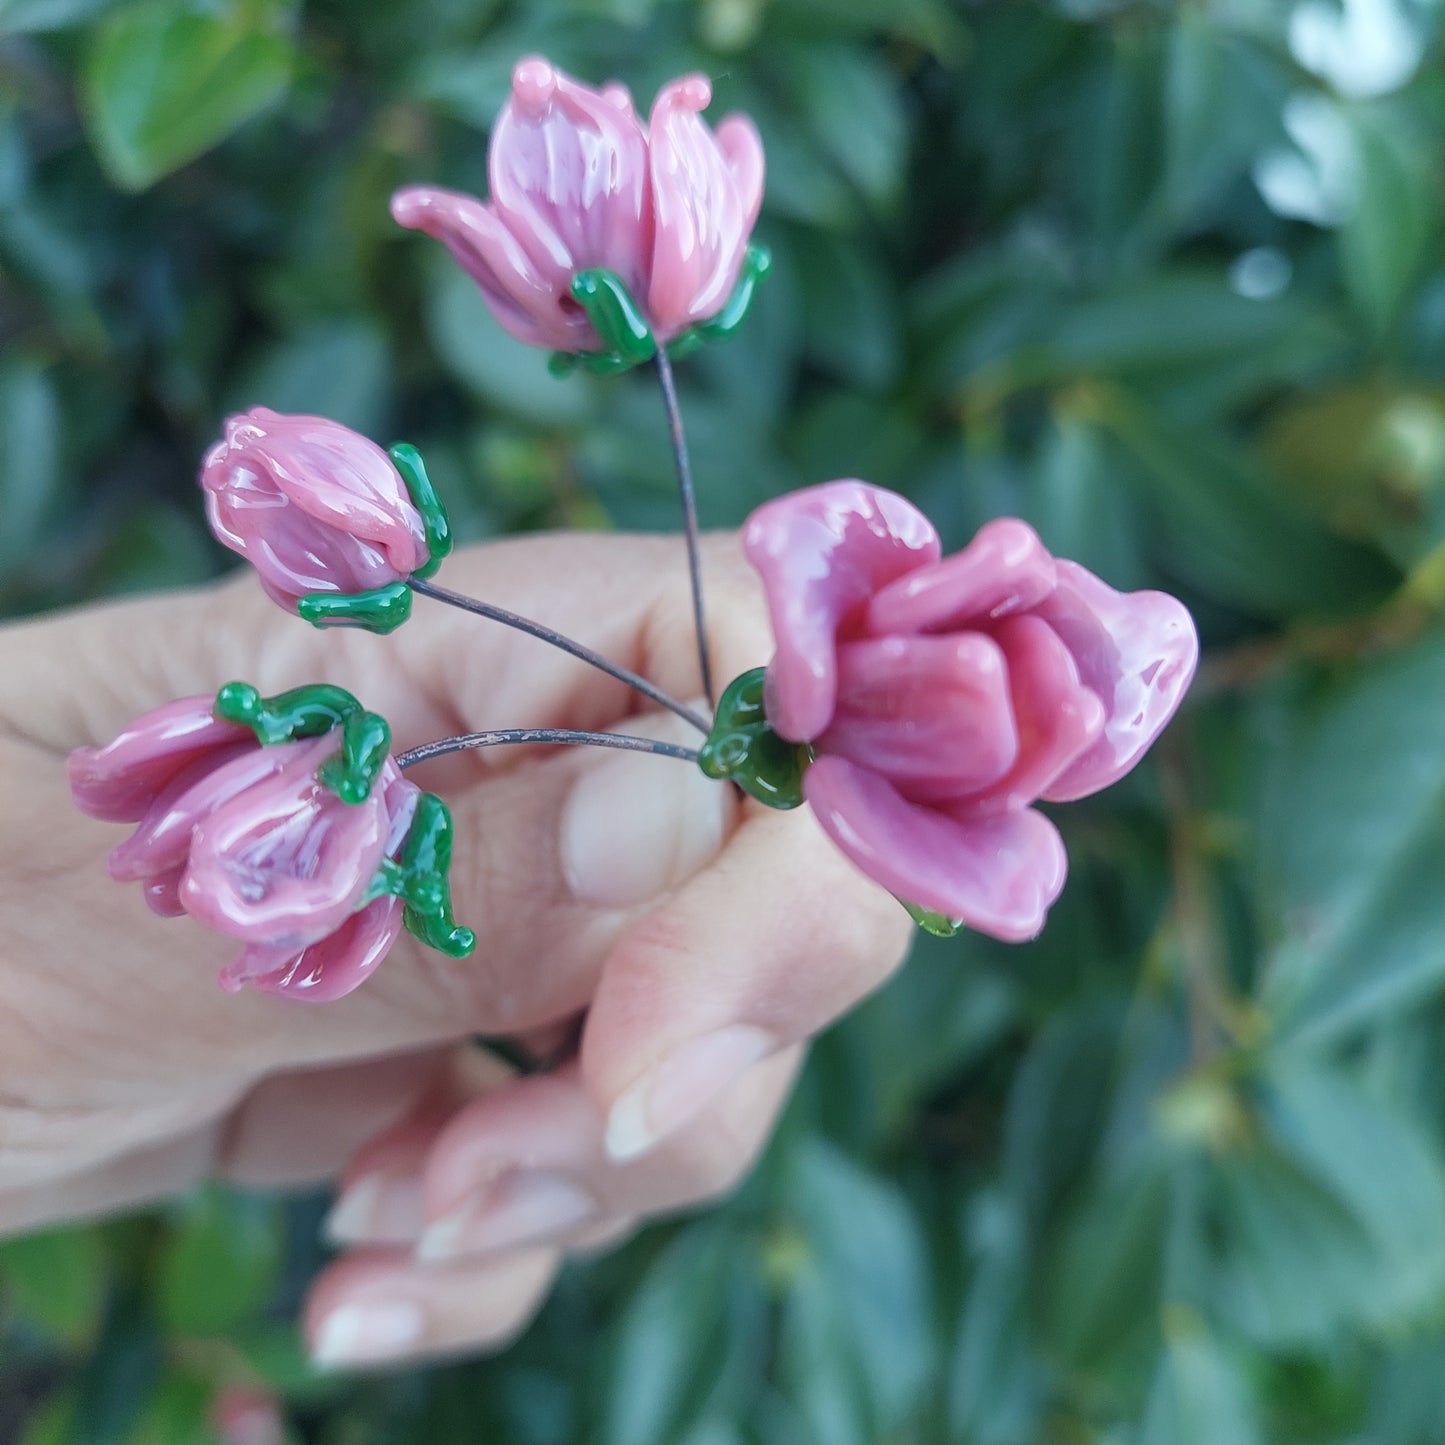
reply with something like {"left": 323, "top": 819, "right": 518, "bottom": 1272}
{"left": 69, "top": 57, "right": 1198, "bottom": 1003}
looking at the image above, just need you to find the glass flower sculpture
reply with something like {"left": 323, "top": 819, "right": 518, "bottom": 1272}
{"left": 69, "top": 54, "right": 1198, "bottom": 1001}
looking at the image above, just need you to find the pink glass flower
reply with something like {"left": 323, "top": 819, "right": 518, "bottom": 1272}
{"left": 201, "top": 408, "right": 430, "bottom": 612}
{"left": 390, "top": 56, "right": 765, "bottom": 352}
{"left": 742, "top": 481, "right": 1199, "bottom": 941}
{"left": 68, "top": 698, "right": 418, "bottom": 1001}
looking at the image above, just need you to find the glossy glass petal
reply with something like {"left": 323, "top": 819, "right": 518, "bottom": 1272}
{"left": 804, "top": 756, "right": 1068, "bottom": 942}
{"left": 866, "top": 518, "right": 1057, "bottom": 637}
{"left": 1037, "top": 561, "right": 1199, "bottom": 801}
{"left": 742, "top": 480, "right": 940, "bottom": 742}
{"left": 818, "top": 633, "right": 1018, "bottom": 800}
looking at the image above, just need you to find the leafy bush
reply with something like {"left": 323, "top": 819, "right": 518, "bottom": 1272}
{"left": 4, "top": 0, "right": 1445, "bottom": 1439}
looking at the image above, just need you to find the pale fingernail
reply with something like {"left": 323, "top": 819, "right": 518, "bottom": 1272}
{"left": 561, "top": 720, "right": 731, "bottom": 907}
{"left": 605, "top": 1024, "right": 776, "bottom": 1162}
{"left": 417, "top": 1171, "right": 598, "bottom": 1262}
{"left": 311, "top": 1299, "right": 426, "bottom": 1369}
{"left": 323, "top": 1171, "right": 425, "bottom": 1246}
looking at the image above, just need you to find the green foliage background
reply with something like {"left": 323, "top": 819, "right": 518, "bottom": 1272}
{"left": 4, "top": 0, "right": 1445, "bottom": 1438}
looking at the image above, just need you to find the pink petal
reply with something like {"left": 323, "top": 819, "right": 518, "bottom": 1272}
{"left": 202, "top": 410, "right": 427, "bottom": 600}
{"left": 181, "top": 737, "right": 389, "bottom": 949}
{"left": 646, "top": 76, "right": 763, "bottom": 338}
{"left": 219, "top": 895, "right": 405, "bottom": 1003}
{"left": 108, "top": 741, "right": 263, "bottom": 881}
{"left": 390, "top": 185, "right": 590, "bottom": 351}
{"left": 143, "top": 866, "right": 187, "bottom": 917}
{"left": 742, "top": 481, "right": 940, "bottom": 742}
{"left": 818, "top": 634, "right": 1018, "bottom": 801}
{"left": 867, "top": 518, "right": 1058, "bottom": 637}
{"left": 1036, "top": 562, "right": 1198, "bottom": 801}
{"left": 804, "top": 756, "right": 1067, "bottom": 942}
{"left": 488, "top": 56, "right": 653, "bottom": 332}
{"left": 68, "top": 697, "right": 253, "bottom": 824}
{"left": 967, "top": 615, "right": 1107, "bottom": 815}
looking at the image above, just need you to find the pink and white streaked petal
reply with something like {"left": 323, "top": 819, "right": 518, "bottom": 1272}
{"left": 219, "top": 896, "right": 405, "bottom": 1003}
{"left": 966, "top": 615, "right": 1107, "bottom": 816}
{"left": 67, "top": 697, "right": 252, "bottom": 824}
{"left": 1037, "top": 561, "right": 1199, "bottom": 802}
{"left": 389, "top": 187, "right": 589, "bottom": 351}
{"left": 245, "top": 413, "right": 427, "bottom": 569}
{"left": 742, "top": 481, "right": 940, "bottom": 742}
{"left": 181, "top": 738, "right": 389, "bottom": 949}
{"left": 715, "top": 113, "right": 765, "bottom": 233}
{"left": 818, "top": 634, "right": 1018, "bottom": 801}
{"left": 107, "top": 742, "right": 264, "bottom": 882}
{"left": 804, "top": 756, "right": 1068, "bottom": 943}
{"left": 866, "top": 518, "right": 1058, "bottom": 638}
{"left": 489, "top": 57, "right": 653, "bottom": 308}
{"left": 205, "top": 412, "right": 420, "bottom": 570}
{"left": 646, "top": 75, "right": 755, "bottom": 336}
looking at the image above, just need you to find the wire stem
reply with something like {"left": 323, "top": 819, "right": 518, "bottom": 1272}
{"left": 409, "top": 576, "right": 708, "bottom": 735}
{"left": 653, "top": 347, "right": 714, "bottom": 706}
{"left": 396, "top": 727, "right": 700, "bottom": 771}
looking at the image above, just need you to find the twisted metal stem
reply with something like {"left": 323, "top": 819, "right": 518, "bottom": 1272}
{"left": 396, "top": 727, "right": 700, "bottom": 771}
{"left": 409, "top": 576, "right": 708, "bottom": 734}
{"left": 653, "top": 347, "right": 714, "bottom": 707}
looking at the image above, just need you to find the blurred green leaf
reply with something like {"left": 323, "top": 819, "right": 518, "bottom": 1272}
{"left": 784, "top": 1140, "right": 934, "bottom": 1429}
{"left": 1140, "top": 1333, "right": 1263, "bottom": 1445}
{"left": 0, "top": 1227, "right": 106, "bottom": 1345}
{"left": 0, "top": 359, "right": 60, "bottom": 575}
{"left": 0, "top": 0, "right": 118, "bottom": 34}
{"left": 154, "top": 1189, "right": 281, "bottom": 1336}
{"left": 121, "top": 1370, "right": 212, "bottom": 1445}
{"left": 1263, "top": 1063, "right": 1445, "bottom": 1327}
{"left": 1339, "top": 101, "right": 1440, "bottom": 335}
{"left": 1040, "top": 1159, "right": 1171, "bottom": 1369}
{"left": 1261, "top": 631, "right": 1445, "bottom": 1044}
{"left": 82, "top": 0, "right": 294, "bottom": 190}
{"left": 599, "top": 1223, "right": 742, "bottom": 1445}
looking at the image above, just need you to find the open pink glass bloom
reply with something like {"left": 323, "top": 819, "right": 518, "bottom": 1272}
{"left": 68, "top": 698, "right": 419, "bottom": 1001}
{"left": 390, "top": 55, "right": 765, "bottom": 352}
{"left": 742, "top": 482, "right": 1199, "bottom": 941}
{"left": 201, "top": 408, "right": 430, "bottom": 612}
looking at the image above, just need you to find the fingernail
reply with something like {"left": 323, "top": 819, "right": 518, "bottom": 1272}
{"left": 605, "top": 1024, "right": 776, "bottom": 1162}
{"left": 311, "top": 1299, "right": 426, "bottom": 1369}
{"left": 562, "top": 721, "right": 732, "bottom": 907}
{"left": 324, "top": 1171, "right": 425, "bottom": 1246}
{"left": 417, "top": 1171, "right": 598, "bottom": 1262}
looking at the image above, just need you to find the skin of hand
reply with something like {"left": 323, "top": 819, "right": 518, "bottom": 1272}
{"left": 0, "top": 530, "right": 910, "bottom": 1369}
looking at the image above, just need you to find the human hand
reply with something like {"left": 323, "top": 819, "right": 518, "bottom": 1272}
{"left": 0, "top": 531, "right": 909, "bottom": 1368}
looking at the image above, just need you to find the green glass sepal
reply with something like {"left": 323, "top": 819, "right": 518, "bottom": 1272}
{"left": 215, "top": 680, "right": 361, "bottom": 744}
{"left": 667, "top": 244, "right": 772, "bottom": 360}
{"left": 899, "top": 898, "right": 965, "bottom": 937}
{"left": 214, "top": 681, "right": 393, "bottom": 805}
{"left": 697, "top": 667, "right": 811, "bottom": 810}
{"left": 389, "top": 442, "right": 452, "bottom": 581}
{"left": 367, "top": 792, "right": 476, "bottom": 958}
{"left": 316, "top": 709, "right": 392, "bottom": 805}
{"left": 571, "top": 269, "right": 656, "bottom": 364}
{"left": 296, "top": 582, "right": 412, "bottom": 635}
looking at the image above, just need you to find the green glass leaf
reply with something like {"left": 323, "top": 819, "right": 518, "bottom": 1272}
{"left": 697, "top": 667, "right": 810, "bottom": 809}
{"left": 569, "top": 269, "right": 656, "bottom": 365}
{"left": 898, "top": 898, "right": 964, "bottom": 936}
{"left": 389, "top": 441, "right": 453, "bottom": 580}
{"left": 296, "top": 581, "right": 412, "bottom": 634}
{"left": 214, "top": 680, "right": 362, "bottom": 745}
{"left": 82, "top": 0, "right": 294, "bottom": 191}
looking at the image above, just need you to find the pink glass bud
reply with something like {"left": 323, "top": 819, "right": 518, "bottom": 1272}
{"left": 742, "top": 482, "right": 1199, "bottom": 941}
{"left": 201, "top": 408, "right": 429, "bottom": 611}
{"left": 391, "top": 56, "right": 764, "bottom": 351}
{"left": 68, "top": 699, "right": 420, "bottom": 1000}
